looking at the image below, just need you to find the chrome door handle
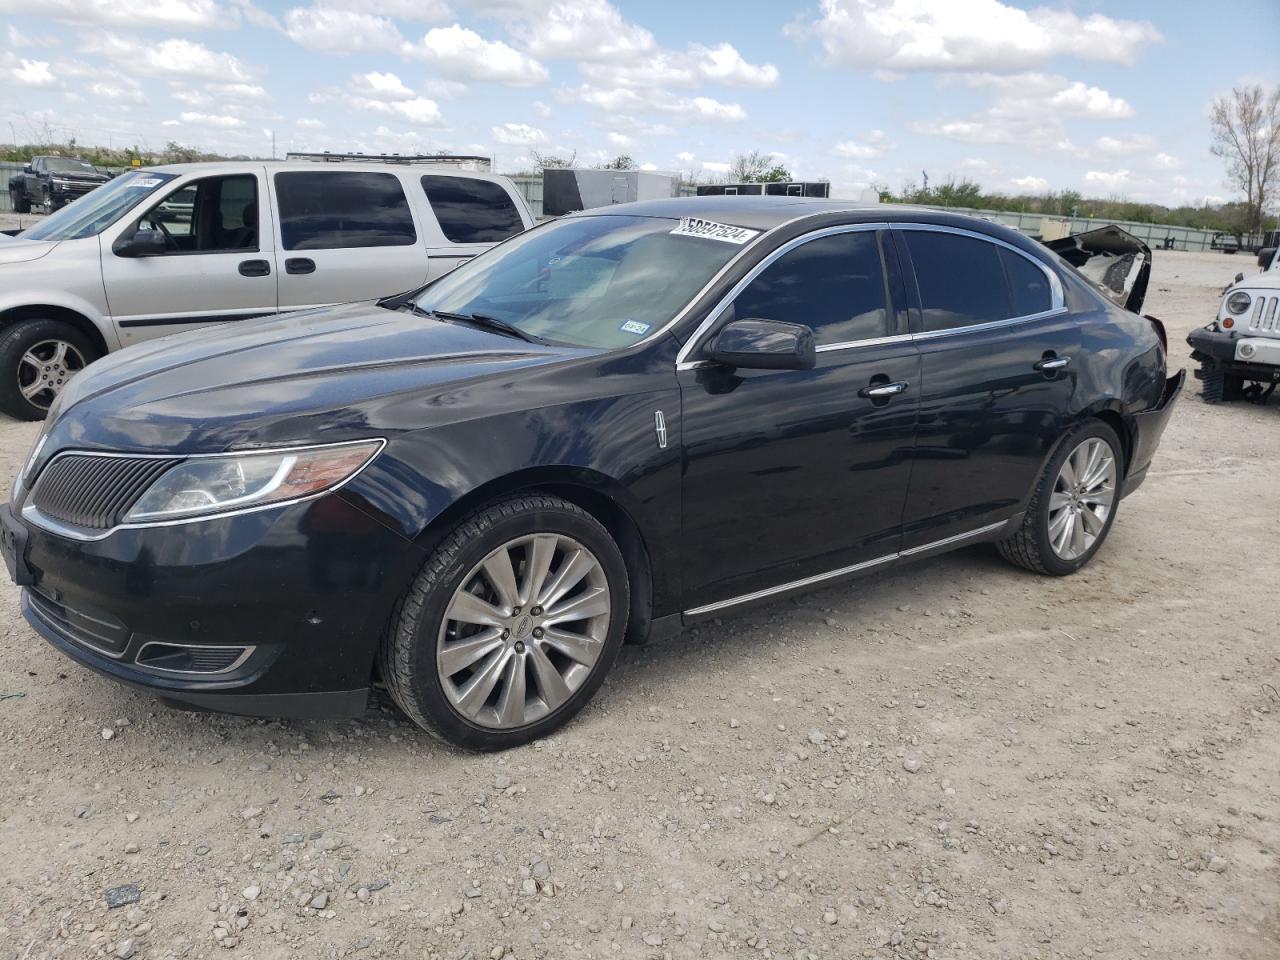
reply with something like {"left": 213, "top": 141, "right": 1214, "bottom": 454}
{"left": 858, "top": 381, "right": 909, "bottom": 399}
{"left": 1035, "top": 356, "right": 1071, "bottom": 371}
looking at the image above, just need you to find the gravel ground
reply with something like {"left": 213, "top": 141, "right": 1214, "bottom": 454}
{"left": 0, "top": 249, "right": 1276, "bottom": 960}
{"left": 0, "top": 210, "right": 47, "bottom": 231}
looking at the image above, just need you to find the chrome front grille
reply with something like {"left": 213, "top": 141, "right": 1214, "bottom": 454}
{"left": 29, "top": 453, "right": 182, "bottom": 529}
{"left": 1247, "top": 294, "right": 1280, "bottom": 333}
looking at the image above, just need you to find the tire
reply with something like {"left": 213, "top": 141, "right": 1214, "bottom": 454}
{"left": 11, "top": 189, "right": 30, "bottom": 214}
{"left": 997, "top": 420, "right": 1124, "bottom": 576}
{"left": 379, "top": 494, "right": 630, "bottom": 750}
{"left": 0, "top": 320, "right": 100, "bottom": 421}
{"left": 1197, "top": 360, "right": 1243, "bottom": 404}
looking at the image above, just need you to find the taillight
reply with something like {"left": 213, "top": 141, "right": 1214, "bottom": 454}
{"left": 1143, "top": 314, "right": 1167, "bottom": 352}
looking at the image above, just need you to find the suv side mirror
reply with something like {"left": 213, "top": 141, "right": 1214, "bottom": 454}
{"left": 113, "top": 229, "right": 167, "bottom": 258}
{"left": 22, "top": 164, "right": 32, "bottom": 174}
{"left": 710, "top": 318, "right": 816, "bottom": 371}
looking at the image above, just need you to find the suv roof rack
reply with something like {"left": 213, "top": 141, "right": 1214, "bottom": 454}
{"left": 284, "top": 151, "right": 492, "bottom": 170}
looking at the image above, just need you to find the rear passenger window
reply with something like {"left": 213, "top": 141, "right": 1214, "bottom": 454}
{"left": 902, "top": 231, "right": 1012, "bottom": 332}
{"left": 1000, "top": 247, "right": 1052, "bottom": 317}
{"left": 420, "top": 175, "right": 524, "bottom": 244}
{"left": 274, "top": 172, "right": 416, "bottom": 251}
{"left": 732, "top": 231, "right": 889, "bottom": 346}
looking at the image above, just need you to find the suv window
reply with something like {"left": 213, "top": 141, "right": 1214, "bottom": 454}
{"left": 274, "top": 171, "right": 417, "bottom": 251}
{"left": 135, "top": 174, "right": 259, "bottom": 254}
{"left": 731, "top": 230, "right": 889, "bottom": 346}
{"left": 902, "top": 230, "right": 1013, "bottom": 332}
{"left": 420, "top": 175, "right": 524, "bottom": 244}
{"left": 999, "top": 247, "right": 1052, "bottom": 317}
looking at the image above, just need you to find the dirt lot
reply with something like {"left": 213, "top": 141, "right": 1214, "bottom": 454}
{"left": 0, "top": 249, "right": 1276, "bottom": 960}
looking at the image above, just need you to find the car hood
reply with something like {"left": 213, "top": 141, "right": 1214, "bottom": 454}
{"left": 0, "top": 236, "right": 58, "bottom": 263}
{"left": 44, "top": 301, "right": 591, "bottom": 455}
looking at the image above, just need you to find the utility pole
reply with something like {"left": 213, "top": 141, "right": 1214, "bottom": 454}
{"left": 271, "top": 129, "right": 276, "bottom": 161}
{"left": 922, "top": 169, "right": 929, "bottom": 192}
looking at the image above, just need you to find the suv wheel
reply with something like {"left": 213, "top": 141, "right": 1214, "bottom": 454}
{"left": 380, "top": 494, "right": 629, "bottom": 750}
{"left": 997, "top": 420, "right": 1123, "bottom": 576}
{"left": 0, "top": 320, "right": 99, "bottom": 420}
{"left": 10, "top": 188, "right": 30, "bottom": 214}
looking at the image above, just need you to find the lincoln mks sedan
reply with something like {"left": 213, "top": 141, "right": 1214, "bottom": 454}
{"left": 1, "top": 198, "right": 1183, "bottom": 749}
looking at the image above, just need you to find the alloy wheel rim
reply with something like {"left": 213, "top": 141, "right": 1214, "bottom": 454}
{"left": 1048, "top": 436, "right": 1117, "bottom": 561}
{"left": 437, "top": 533, "right": 610, "bottom": 730}
{"left": 17, "top": 339, "right": 86, "bottom": 410}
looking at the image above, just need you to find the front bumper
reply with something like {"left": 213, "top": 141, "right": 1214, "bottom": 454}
{"left": 3, "top": 494, "right": 421, "bottom": 720}
{"left": 1187, "top": 326, "right": 1280, "bottom": 381}
{"left": 49, "top": 181, "right": 102, "bottom": 201}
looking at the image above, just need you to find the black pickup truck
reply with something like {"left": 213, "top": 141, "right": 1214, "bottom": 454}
{"left": 8, "top": 155, "right": 110, "bottom": 212}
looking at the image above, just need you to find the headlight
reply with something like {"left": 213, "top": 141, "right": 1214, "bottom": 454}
{"left": 1226, "top": 291, "right": 1252, "bottom": 315}
{"left": 123, "top": 439, "right": 383, "bottom": 523}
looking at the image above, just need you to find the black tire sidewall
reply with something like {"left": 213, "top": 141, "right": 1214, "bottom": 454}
{"left": 1034, "top": 421, "right": 1124, "bottom": 575}
{"left": 408, "top": 504, "right": 629, "bottom": 750}
{"left": 0, "top": 320, "right": 99, "bottom": 421}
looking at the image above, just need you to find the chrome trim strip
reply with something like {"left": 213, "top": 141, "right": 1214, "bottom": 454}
{"left": 683, "top": 518, "right": 1011, "bottom": 617}
{"left": 684, "top": 553, "right": 896, "bottom": 617}
{"left": 815, "top": 333, "right": 915, "bottom": 353}
{"left": 25, "top": 591, "right": 128, "bottom": 660}
{"left": 898, "top": 519, "right": 1007, "bottom": 557}
{"left": 674, "top": 222, "right": 889, "bottom": 366}
{"left": 22, "top": 438, "right": 386, "bottom": 543}
{"left": 135, "top": 641, "right": 256, "bottom": 676}
{"left": 909, "top": 306, "right": 1069, "bottom": 342}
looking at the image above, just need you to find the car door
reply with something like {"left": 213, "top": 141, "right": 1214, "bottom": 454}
{"left": 678, "top": 225, "right": 920, "bottom": 613}
{"left": 270, "top": 169, "right": 429, "bottom": 309}
{"left": 892, "top": 224, "right": 1079, "bottom": 549}
{"left": 416, "top": 174, "right": 530, "bottom": 281}
{"left": 100, "top": 168, "right": 278, "bottom": 346}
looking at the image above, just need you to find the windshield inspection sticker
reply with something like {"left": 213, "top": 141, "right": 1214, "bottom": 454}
{"left": 619, "top": 319, "right": 651, "bottom": 336}
{"left": 670, "top": 217, "right": 760, "bottom": 245}
{"left": 129, "top": 178, "right": 163, "bottom": 188}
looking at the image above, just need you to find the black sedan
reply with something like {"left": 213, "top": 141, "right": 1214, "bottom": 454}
{"left": 1, "top": 198, "right": 1183, "bottom": 749}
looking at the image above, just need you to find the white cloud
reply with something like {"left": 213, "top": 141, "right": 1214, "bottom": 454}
{"left": 1048, "top": 82, "right": 1133, "bottom": 119}
{"left": 607, "top": 131, "right": 632, "bottom": 147}
{"left": 310, "top": 86, "right": 444, "bottom": 126}
{"left": 313, "top": 0, "right": 448, "bottom": 19}
{"left": 1010, "top": 175, "right": 1049, "bottom": 192}
{"left": 689, "top": 42, "right": 778, "bottom": 87}
{"left": 90, "top": 78, "right": 145, "bottom": 104}
{"left": 6, "top": 25, "right": 58, "bottom": 47}
{"left": 834, "top": 130, "right": 893, "bottom": 159}
{"left": 532, "top": 100, "right": 552, "bottom": 119}
{"left": 565, "top": 85, "right": 746, "bottom": 122}
{"left": 283, "top": 6, "right": 404, "bottom": 54}
{"left": 579, "top": 42, "right": 777, "bottom": 91}
{"left": 83, "top": 33, "right": 252, "bottom": 81}
{"left": 701, "top": 161, "right": 731, "bottom": 174}
{"left": 1152, "top": 152, "right": 1182, "bottom": 170}
{"left": 11, "top": 59, "right": 55, "bottom": 87}
{"left": 1093, "top": 134, "right": 1156, "bottom": 155}
{"left": 296, "top": 117, "right": 325, "bottom": 129}
{"left": 412, "top": 25, "right": 548, "bottom": 86}
{"left": 479, "top": 0, "right": 655, "bottom": 63}
{"left": 960, "top": 157, "right": 994, "bottom": 173}
{"left": 210, "top": 82, "right": 269, "bottom": 102}
{"left": 492, "top": 122, "right": 546, "bottom": 146}
{"left": 1084, "top": 169, "right": 1133, "bottom": 192}
{"left": 789, "top": 0, "right": 1160, "bottom": 73}
{"left": 351, "top": 71, "right": 415, "bottom": 100}
{"left": 676, "top": 151, "right": 695, "bottom": 163}
{"left": 0, "top": 0, "right": 231, "bottom": 30}
{"left": 179, "top": 111, "right": 246, "bottom": 128}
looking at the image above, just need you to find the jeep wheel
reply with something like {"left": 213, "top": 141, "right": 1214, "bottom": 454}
{"left": 10, "top": 188, "right": 31, "bottom": 214}
{"left": 380, "top": 494, "right": 629, "bottom": 750}
{"left": 997, "top": 420, "right": 1123, "bottom": 576}
{"left": 0, "top": 320, "right": 100, "bottom": 420}
{"left": 1197, "top": 360, "right": 1243, "bottom": 404}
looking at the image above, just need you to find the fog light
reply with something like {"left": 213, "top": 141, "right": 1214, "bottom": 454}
{"left": 1240, "top": 342, "right": 1256, "bottom": 359}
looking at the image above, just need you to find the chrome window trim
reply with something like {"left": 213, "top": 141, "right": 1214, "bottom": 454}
{"left": 135, "top": 641, "right": 256, "bottom": 676}
{"left": 683, "top": 519, "right": 1008, "bottom": 617}
{"left": 21, "top": 438, "right": 386, "bottom": 542}
{"left": 674, "top": 222, "right": 889, "bottom": 367}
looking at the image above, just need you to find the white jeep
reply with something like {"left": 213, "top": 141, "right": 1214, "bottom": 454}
{"left": 1187, "top": 247, "right": 1280, "bottom": 404}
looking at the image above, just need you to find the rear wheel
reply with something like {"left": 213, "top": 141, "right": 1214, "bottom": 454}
{"left": 0, "top": 320, "right": 99, "bottom": 420}
{"left": 379, "top": 494, "right": 629, "bottom": 750}
{"left": 997, "top": 421, "right": 1123, "bottom": 576}
{"left": 10, "top": 188, "right": 30, "bottom": 214}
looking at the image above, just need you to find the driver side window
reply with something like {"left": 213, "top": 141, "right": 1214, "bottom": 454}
{"left": 136, "top": 175, "right": 259, "bottom": 255}
{"left": 731, "top": 230, "right": 890, "bottom": 346}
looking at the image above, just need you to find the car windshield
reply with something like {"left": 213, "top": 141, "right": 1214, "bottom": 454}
{"left": 408, "top": 214, "right": 753, "bottom": 349}
{"left": 44, "top": 158, "right": 97, "bottom": 174}
{"left": 20, "top": 171, "right": 177, "bottom": 242}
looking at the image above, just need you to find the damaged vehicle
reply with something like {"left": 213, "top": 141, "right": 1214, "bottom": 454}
{"left": 1, "top": 198, "right": 1182, "bottom": 749}
{"left": 1188, "top": 264, "right": 1280, "bottom": 404}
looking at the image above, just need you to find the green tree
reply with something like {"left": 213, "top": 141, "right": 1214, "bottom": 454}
{"left": 1210, "top": 84, "right": 1280, "bottom": 235}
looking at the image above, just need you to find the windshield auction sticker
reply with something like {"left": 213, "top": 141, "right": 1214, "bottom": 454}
{"left": 670, "top": 217, "right": 761, "bottom": 245}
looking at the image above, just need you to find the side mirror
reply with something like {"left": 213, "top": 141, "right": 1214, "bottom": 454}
{"left": 709, "top": 318, "right": 816, "bottom": 371}
{"left": 112, "top": 229, "right": 167, "bottom": 258}
{"left": 22, "top": 164, "right": 32, "bottom": 174}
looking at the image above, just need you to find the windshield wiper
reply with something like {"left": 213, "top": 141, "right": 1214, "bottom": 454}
{"left": 417, "top": 307, "right": 546, "bottom": 344}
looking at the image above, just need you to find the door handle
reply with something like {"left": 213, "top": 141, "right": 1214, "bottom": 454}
{"left": 285, "top": 257, "right": 316, "bottom": 275}
{"left": 238, "top": 259, "right": 270, "bottom": 277}
{"left": 858, "top": 380, "right": 909, "bottom": 399}
{"left": 1034, "top": 355, "right": 1071, "bottom": 372}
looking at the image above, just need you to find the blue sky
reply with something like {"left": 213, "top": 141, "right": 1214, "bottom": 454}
{"left": 1, "top": 0, "right": 1277, "bottom": 206}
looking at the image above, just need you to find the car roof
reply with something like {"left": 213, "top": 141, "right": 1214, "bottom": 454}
{"left": 138, "top": 160, "right": 508, "bottom": 181}
{"left": 573, "top": 196, "right": 885, "bottom": 230}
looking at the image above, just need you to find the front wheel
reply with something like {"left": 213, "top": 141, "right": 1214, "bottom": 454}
{"left": 379, "top": 494, "right": 629, "bottom": 750}
{"left": 997, "top": 421, "right": 1123, "bottom": 576}
{"left": 0, "top": 320, "right": 99, "bottom": 420}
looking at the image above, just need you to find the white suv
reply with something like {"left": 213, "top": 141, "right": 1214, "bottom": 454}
{"left": 0, "top": 160, "right": 534, "bottom": 419}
